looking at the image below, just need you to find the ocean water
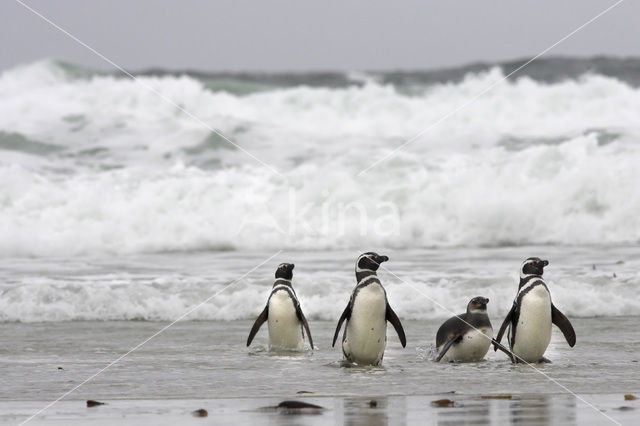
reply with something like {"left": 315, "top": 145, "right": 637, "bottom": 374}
{"left": 1, "top": 58, "right": 640, "bottom": 256}
{"left": 0, "top": 247, "right": 638, "bottom": 323}
{"left": 1, "top": 57, "right": 640, "bottom": 424}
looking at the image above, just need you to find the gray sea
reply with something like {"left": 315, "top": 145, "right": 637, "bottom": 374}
{"left": 1, "top": 56, "right": 640, "bottom": 424}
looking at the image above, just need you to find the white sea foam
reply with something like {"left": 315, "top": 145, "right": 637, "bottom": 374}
{"left": 1, "top": 60, "right": 640, "bottom": 256}
{"left": 1, "top": 262, "right": 638, "bottom": 323}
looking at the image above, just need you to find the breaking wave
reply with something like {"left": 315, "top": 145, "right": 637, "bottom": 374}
{"left": 1, "top": 59, "right": 640, "bottom": 256}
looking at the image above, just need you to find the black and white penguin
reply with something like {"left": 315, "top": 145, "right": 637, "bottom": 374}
{"left": 332, "top": 252, "right": 406, "bottom": 366}
{"left": 435, "top": 297, "right": 494, "bottom": 362}
{"left": 494, "top": 258, "right": 576, "bottom": 363}
{"left": 246, "top": 263, "right": 314, "bottom": 351}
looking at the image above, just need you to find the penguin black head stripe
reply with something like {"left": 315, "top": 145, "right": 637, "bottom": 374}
{"left": 466, "top": 296, "right": 489, "bottom": 313}
{"left": 356, "top": 252, "right": 389, "bottom": 272}
{"left": 520, "top": 257, "right": 549, "bottom": 278}
{"left": 275, "top": 263, "right": 294, "bottom": 280}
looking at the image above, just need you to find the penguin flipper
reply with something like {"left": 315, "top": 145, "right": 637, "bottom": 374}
{"left": 551, "top": 303, "right": 576, "bottom": 347}
{"left": 246, "top": 304, "right": 268, "bottom": 347}
{"left": 435, "top": 335, "right": 461, "bottom": 362}
{"left": 491, "top": 338, "right": 516, "bottom": 363}
{"left": 494, "top": 304, "right": 515, "bottom": 351}
{"left": 296, "top": 306, "right": 314, "bottom": 350}
{"left": 332, "top": 304, "right": 351, "bottom": 347}
{"left": 385, "top": 303, "right": 406, "bottom": 347}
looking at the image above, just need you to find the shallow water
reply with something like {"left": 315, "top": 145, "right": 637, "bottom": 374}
{"left": 0, "top": 249, "right": 637, "bottom": 424}
{"left": 2, "top": 246, "right": 639, "bottom": 403}
{"left": 2, "top": 317, "right": 638, "bottom": 403}
{"left": 1, "top": 246, "right": 638, "bottom": 424}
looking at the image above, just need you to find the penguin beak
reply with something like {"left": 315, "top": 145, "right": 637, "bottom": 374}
{"left": 290, "top": 264, "right": 295, "bottom": 270}
{"left": 484, "top": 298, "right": 489, "bottom": 304}
{"left": 376, "top": 255, "right": 389, "bottom": 264}
{"left": 541, "top": 260, "right": 549, "bottom": 267}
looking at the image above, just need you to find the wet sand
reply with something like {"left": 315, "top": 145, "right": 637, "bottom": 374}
{"left": 4, "top": 393, "right": 638, "bottom": 425}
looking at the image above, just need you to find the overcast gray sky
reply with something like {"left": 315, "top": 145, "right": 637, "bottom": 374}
{"left": 1, "top": 0, "right": 637, "bottom": 72}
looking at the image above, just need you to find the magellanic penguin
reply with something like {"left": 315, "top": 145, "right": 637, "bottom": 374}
{"left": 493, "top": 258, "right": 576, "bottom": 363}
{"left": 246, "top": 263, "right": 314, "bottom": 351}
{"left": 435, "top": 297, "right": 495, "bottom": 362}
{"left": 332, "top": 252, "right": 406, "bottom": 366}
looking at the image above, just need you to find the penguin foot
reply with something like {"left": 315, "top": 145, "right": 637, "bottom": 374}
{"left": 538, "top": 357, "right": 552, "bottom": 363}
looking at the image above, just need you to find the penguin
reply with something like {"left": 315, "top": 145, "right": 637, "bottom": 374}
{"left": 493, "top": 257, "right": 576, "bottom": 363}
{"left": 246, "top": 263, "right": 314, "bottom": 351}
{"left": 435, "top": 297, "right": 494, "bottom": 362}
{"left": 332, "top": 252, "right": 406, "bottom": 366}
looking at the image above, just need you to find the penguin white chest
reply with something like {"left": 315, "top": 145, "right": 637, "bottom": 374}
{"left": 511, "top": 286, "right": 552, "bottom": 362}
{"left": 267, "top": 290, "right": 303, "bottom": 351}
{"left": 343, "top": 284, "right": 388, "bottom": 365}
{"left": 440, "top": 327, "right": 493, "bottom": 362}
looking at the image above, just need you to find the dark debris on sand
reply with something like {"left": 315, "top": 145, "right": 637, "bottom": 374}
{"left": 191, "top": 409, "right": 208, "bottom": 417}
{"left": 481, "top": 394, "right": 513, "bottom": 399}
{"left": 277, "top": 401, "right": 324, "bottom": 410}
{"left": 431, "top": 399, "right": 457, "bottom": 407}
{"left": 86, "top": 400, "right": 106, "bottom": 407}
{"left": 256, "top": 400, "right": 325, "bottom": 415}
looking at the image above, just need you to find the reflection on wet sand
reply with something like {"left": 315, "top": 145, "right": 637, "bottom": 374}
{"left": 431, "top": 394, "right": 576, "bottom": 425}
{"left": 434, "top": 397, "right": 490, "bottom": 425}
{"left": 343, "top": 397, "right": 407, "bottom": 426}
{"left": 4, "top": 393, "right": 628, "bottom": 425}
{"left": 338, "top": 394, "right": 578, "bottom": 426}
{"left": 509, "top": 394, "right": 576, "bottom": 425}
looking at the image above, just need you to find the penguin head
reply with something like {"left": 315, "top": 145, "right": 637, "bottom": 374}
{"left": 467, "top": 296, "right": 489, "bottom": 313}
{"left": 520, "top": 257, "right": 549, "bottom": 278}
{"left": 275, "top": 263, "right": 294, "bottom": 280}
{"left": 356, "top": 252, "right": 389, "bottom": 272}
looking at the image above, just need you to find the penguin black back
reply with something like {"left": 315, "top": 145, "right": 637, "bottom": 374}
{"left": 246, "top": 263, "right": 314, "bottom": 350}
